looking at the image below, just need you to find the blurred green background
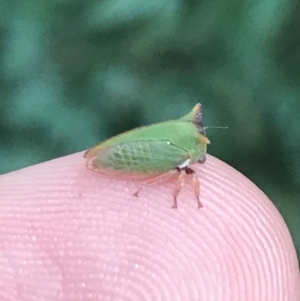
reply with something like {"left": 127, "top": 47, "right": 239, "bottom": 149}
{"left": 0, "top": 0, "right": 299, "bottom": 259}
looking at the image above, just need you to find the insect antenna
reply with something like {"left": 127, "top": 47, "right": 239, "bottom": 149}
{"left": 203, "top": 126, "right": 229, "bottom": 130}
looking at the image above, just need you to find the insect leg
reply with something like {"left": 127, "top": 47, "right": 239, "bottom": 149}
{"left": 172, "top": 170, "right": 185, "bottom": 209}
{"left": 133, "top": 170, "right": 177, "bottom": 198}
{"left": 185, "top": 167, "right": 203, "bottom": 208}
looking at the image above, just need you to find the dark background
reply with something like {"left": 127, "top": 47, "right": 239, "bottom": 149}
{"left": 0, "top": 1, "right": 299, "bottom": 260}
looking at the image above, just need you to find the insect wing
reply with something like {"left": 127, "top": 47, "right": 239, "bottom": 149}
{"left": 89, "top": 139, "right": 190, "bottom": 174}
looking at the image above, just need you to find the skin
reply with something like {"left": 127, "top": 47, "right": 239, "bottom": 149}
{"left": 0, "top": 152, "right": 299, "bottom": 301}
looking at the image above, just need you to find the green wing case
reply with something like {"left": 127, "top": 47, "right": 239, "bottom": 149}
{"left": 93, "top": 140, "right": 189, "bottom": 174}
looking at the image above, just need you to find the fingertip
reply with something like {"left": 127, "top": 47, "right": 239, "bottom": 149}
{"left": 1, "top": 152, "right": 299, "bottom": 300}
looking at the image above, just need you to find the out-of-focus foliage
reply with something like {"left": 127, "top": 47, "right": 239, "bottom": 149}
{"left": 0, "top": 0, "right": 299, "bottom": 257}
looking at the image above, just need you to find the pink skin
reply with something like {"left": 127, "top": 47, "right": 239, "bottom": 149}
{"left": 0, "top": 153, "right": 299, "bottom": 301}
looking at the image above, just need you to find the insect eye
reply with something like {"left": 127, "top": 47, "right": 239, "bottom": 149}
{"left": 199, "top": 128, "right": 207, "bottom": 137}
{"left": 198, "top": 156, "right": 206, "bottom": 164}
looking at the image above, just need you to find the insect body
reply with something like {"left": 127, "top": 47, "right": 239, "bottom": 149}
{"left": 84, "top": 103, "right": 210, "bottom": 208}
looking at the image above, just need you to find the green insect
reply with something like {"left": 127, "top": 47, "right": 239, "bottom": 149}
{"left": 84, "top": 103, "right": 210, "bottom": 208}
